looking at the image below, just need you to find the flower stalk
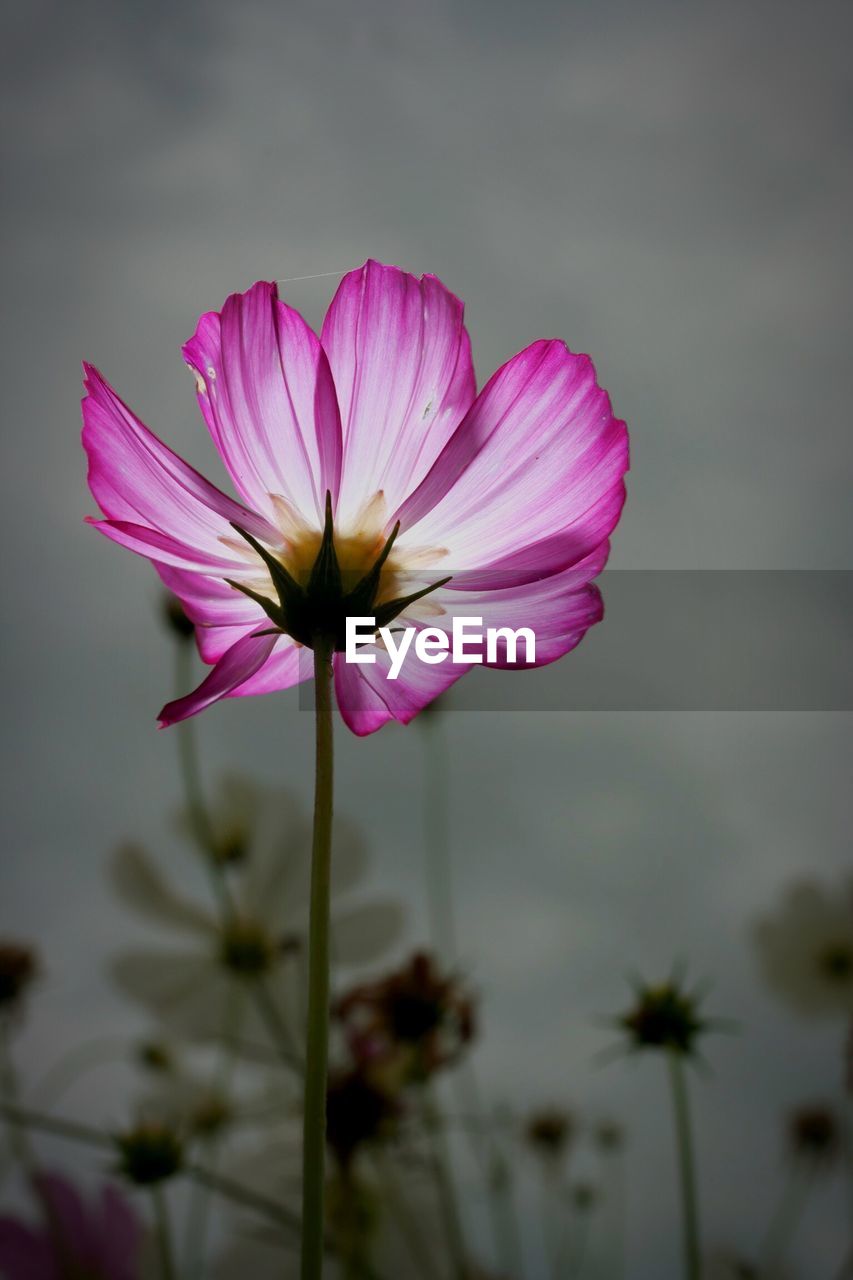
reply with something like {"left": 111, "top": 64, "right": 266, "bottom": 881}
{"left": 667, "top": 1050, "right": 701, "bottom": 1280}
{"left": 301, "top": 635, "right": 336, "bottom": 1280}
{"left": 151, "top": 1184, "right": 177, "bottom": 1280}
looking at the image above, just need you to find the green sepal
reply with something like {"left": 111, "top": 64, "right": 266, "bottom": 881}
{"left": 307, "top": 492, "right": 342, "bottom": 599}
{"left": 373, "top": 576, "right": 452, "bottom": 629}
{"left": 225, "top": 579, "right": 287, "bottom": 631}
{"left": 229, "top": 523, "right": 304, "bottom": 607}
{"left": 345, "top": 521, "right": 401, "bottom": 615}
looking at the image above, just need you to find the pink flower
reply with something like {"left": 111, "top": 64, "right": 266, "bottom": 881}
{"left": 83, "top": 261, "right": 628, "bottom": 734}
{"left": 0, "top": 1171, "right": 143, "bottom": 1279}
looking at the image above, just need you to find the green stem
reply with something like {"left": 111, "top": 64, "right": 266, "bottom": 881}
{"left": 173, "top": 638, "right": 303, "bottom": 1075}
{"left": 184, "top": 1161, "right": 302, "bottom": 1235}
{"left": 421, "top": 712, "right": 457, "bottom": 960}
{"left": 151, "top": 1184, "right": 177, "bottom": 1280}
{"left": 371, "top": 1151, "right": 443, "bottom": 1280}
{"left": 759, "top": 1163, "right": 813, "bottom": 1273}
{"left": 0, "top": 1028, "right": 38, "bottom": 1177}
{"left": 175, "top": 643, "right": 234, "bottom": 919}
{"left": 421, "top": 713, "right": 522, "bottom": 1278}
{"left": 667, "top": 1051, "right": 701, "bottom": 1280}
{"left": 0, "top": 1100, "right": 112, "bottom": 1149}
{"left": 182, "top": 990, "right": 244, "bottom": 1277}
{"left": 300, "top": 637, "right": 335, "bottom": 1280}
{"left": 421, "top": 1089, "right": 468, "bottom": 1280}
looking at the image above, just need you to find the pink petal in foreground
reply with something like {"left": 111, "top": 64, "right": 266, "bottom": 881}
{"left": 333, "top": 647, "right": 466, "bottom": 736}
{"left": 82, "top": 364, "right": 278, "bottom": 565}
{"left": 434, "top": 542, "right": 608, "bottom": 667}
{"left": 158, "top": 630, "right": 279, "bottom": 726}
{"left": 322, "top": 261, "right": 475, "bottom": 527}
{"left": 394, "top": 340, "right": 628, "bottom": 583}
{"left": 156, "top": 564, "right": 265, "bottom": 661}
{"left": 184, "top": 282, "right": 342, "bottom": 525}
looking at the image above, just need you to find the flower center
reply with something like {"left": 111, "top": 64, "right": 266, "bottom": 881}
{"left": 219, "top": 920, "right": 276, "bottom": 977}
{"left": 224, "top": 491, "right": 450, "bottom": 651}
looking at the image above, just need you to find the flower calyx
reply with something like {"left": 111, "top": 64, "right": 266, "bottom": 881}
{"left": 228, "top": 492, "right": 450, "bottom": 651}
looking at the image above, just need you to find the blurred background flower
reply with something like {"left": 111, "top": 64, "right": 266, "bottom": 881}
{"left": 109, "top": 779, "right": 404, "bottom": 1046}
{"left": 753, "top": 879, "right": 853, "bottom": 1020}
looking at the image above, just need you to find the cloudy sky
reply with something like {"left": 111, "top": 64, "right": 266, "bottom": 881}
{"left": 1, "top": 1, "right": 851, "bottom": 1276}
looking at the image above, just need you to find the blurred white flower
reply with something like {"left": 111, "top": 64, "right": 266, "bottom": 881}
{"left": 109, "top": 778, "right": 404, "bottom": 1047}
{"left": 752, "top": 878, "right": 853, "bottom": 1019}
{"left": 132, "top": 1040, "right": 291, "bottom": 1145}
{"left": 215, "top": 1137, "right": 457, "bottom": 1280}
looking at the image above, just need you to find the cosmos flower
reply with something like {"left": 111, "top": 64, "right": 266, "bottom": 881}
{"left": 613, "top": 975, "right": 714, "bottom": 1058}
{"left": 82, "top": 260, "right": 628, "bottom": 734}
{"left": 109, "top": 781, "right": 403, "bottom": 1044}
{"left": 0, "top": 1171, "right": 143, "bottom": 1279}
{"left": 752, "top": 878, "right": 853, "bottom": 1020}
{"left": 131, "top": 1037, "right": 286, "bottom": 1145}
{"left": 335, "top": 951, "right": 475, "bottom": 1084}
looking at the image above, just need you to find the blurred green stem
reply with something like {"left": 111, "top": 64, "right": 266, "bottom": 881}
{"left": 182, "top": 989, "right": 244, "bottom": 1277}
{"left": 301, "top": 637, "right": 335, "bottom": 1280}
{"left": 0, "top": 1028, "right": 38, "bottom": 1177}
{"left": 175, "top": 641, "right": 234, "bottom": 918}
{"left": 420, "top": 713, "right": 525, "bottom": 1278}
{"left": 422, "top": 1088, "right": 468, "bottom": 1280}
{"left": 759, "top": 1164, "right": 812, "bottom": 1273}
{"left": 152, "top": 1184, "right": 177, "bottom": 1280}
{"left": 667, "top": 1051, "right": 701, "bottom": 1280}
{"left": 173, "top": 638, "right": 303, "bottom": 1074}
{"left": 421, "top": 711, "right": 457, "bottom": 960}
{"left": 371, "top": 1151, "right": 443, "bottom": 1280}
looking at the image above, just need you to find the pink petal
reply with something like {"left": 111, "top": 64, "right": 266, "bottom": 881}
{"left": 393, "top": 341, "right": 628, "bottom": 583}
{"left": 223, "top": 636, "right": 307, "bottom": 697}
{"left": 158, "top": 630, "right": 280, "bottom": 726}
{"left": 156, "top": 564, "right": 264, "bottom": 661}
{"left": 86, "top": 518, "right": 243, "bottom": 573}
{"left": 434, "top": 543, "right": 608, "bottom": 667}
{"left": 0, "top": 1219, "right": 57, "bottom": 1276}
{"left": 82, "top": 365, "right": 278, "bottom": 567}
{"left": 96, "top": 1185, "right": 143, "bottom": 1276}
{"left": 184, "top": 282, "right": 342, "bottom": 525}
{"left": 33, "top": 1172, "right": 99, "bottom": 1264}
{"left": 321, "top": 261, "right": 475, "bottom": 527}
{"left": 333, "top": 648, "right": 465, "bottom": 736}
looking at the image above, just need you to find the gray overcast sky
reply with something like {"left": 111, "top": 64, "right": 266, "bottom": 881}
{"left": 1, "top": 2, "right": 851, "bottom": 1276}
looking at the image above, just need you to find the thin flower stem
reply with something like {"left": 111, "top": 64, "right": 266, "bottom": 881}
{"left": 0, "top": 1028, "right": 38, "bottom": 1176}
{"left": 301, "top": 636, "right": 335, "bottom": 1280}
{"left": 667, "top": 1051, "right": 701, "bottom": 1280}
{"left": 370, "top": 1151, "right": 444, "bottom": 1280}
{"left": 151, "top": 1184, "right": 177, "bottom": 1280}
{"left": 759, "top": 1163, "right": 813, "bottom": 1272}
{"left": 175, "top": 643, "right": 236, "bottom": 920}
{"left": 421, "top": 1088, "right": 468, "bottom": 1280}
{"left": 564, "top": 1207, "right": 592, "bottom": 1279}
{"left": 184, "top": 1162, "right": 302, "bottom": 1235}
{"left": 173, "top": 637, "right": 303, "bottom": 1075}
{"left": 182, "top": 990, "right": 244, "bottom": 1277}
{"left": 0, "top": 1101, "right": 112, "bottom": 1150}
{"left": 421, "top": 712, "right": 457, "bottom": 960}
{"left": 420, "top": 713, "right": 524, "bottom": 1278}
